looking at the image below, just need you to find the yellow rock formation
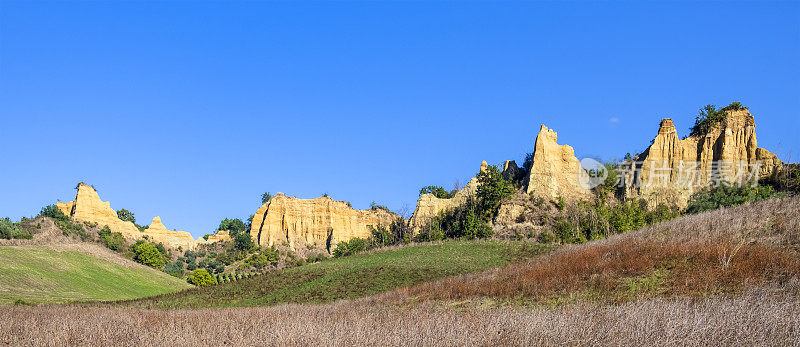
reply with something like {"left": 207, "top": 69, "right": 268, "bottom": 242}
{"left": 196, "top": 230, "right": 232, "bottom": 245}
{"left": 248, "top": 194, "right": 397, "bottom": 250}
{"left": 409, "top": 177, "right": 479, "bottom": 230}
{"left": 57, "top": 183, "right": 197, "bottom": 250}
{"left": 525, "top": 125, "right": 591, "bottom": 201}
{"left": 626, "top": 109, "right": 782, "bottom": 207}
{"left": 57, "top": 183, "right": 141, "bottom": 238}
{"left": 143, "top": 216, "right": 196, "bottom": 251}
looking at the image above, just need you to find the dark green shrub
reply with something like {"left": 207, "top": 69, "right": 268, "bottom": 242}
{"left": 217, "top": 218, "right": 247, "bottom": 237}
{"left": 332, "top": 238, "right": 367, "bottom": 258}
{"left": 98, "top": 225, "right": 125, "bottom": 251}
{"left": 245, "top": 248, "right": 279, "bottom": 268}
{"left": 164, "top": 260, "right": 185, "bottom": 277}
{"left": 234, "top": 232, "right": 255, "bottom": 251}
{"left": 116, "top": 209, "right": 136, "bottom": 224}
{"left": 0, "top": 218, "right": 32, "bottom": 240}
{"left": 686, "top": 182, "right": 782, "bottom": 214}
{"left": 261, "top": 192, "right": 273, "bottom": 204}
{"left": 186, "top": 269, "right": 217, "bottom": 286}
{"left": 689, "top": 102, "right": 745, "bottom": 137}
{"left": 419, "top": 186, "right": 454, "bottom": 199}
{"left": 476, "top": 164, "right": 515, "bottom": 220}
{"left": 39, "top": 204, "right": 68, "bottom": 222}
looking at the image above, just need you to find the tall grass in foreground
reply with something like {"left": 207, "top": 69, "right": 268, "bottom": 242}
{"left": 1, "top": 284, "right": 797, "bottom": 346}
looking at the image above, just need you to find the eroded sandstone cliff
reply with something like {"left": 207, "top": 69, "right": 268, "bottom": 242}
{"left": 625, "top": 109, "right": 782, "bottom": 207}
{"left": 143, "top": 216, "right": 196, "bottom": 251}
{"left": 248, "top": 193, "right": 397, "bottom": 250}
{"left": 57, "top": 183, "right": 196, "bottom": 250}
{"left": 57, "top": 183, "right": 141, "bottom": 238}
{"left": 525, "top": 125, "right": 592, "bottom": 201}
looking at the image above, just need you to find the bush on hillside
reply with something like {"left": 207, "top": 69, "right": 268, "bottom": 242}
{"left": 97, "top": 225, "right": 125, "bottom": 251}
{"left": 332, "top": 238, "right": 367, "bottom": 258}
{"left": 234, "top": 232, "right": 255, "bottom": 251}
{"left": 686, "top": 181, "right": 782, "bottom": 214}
{"left": 245, "top": 248, "right": 280, "bottom": 268}
{"left": 186, "top": 269, "right": 217, "bottom": 286}
{"left": 39, "top": 205, "right": 89, "bottom": 240}
{"left": 0, "top": 218, "right": 32, "bottom": 240}
{"left": 130, "top": 240, "right": 168, "bottom": 269}
{"left": 39, "top": 204, "right": 68, "bottom": 222}
{"left": 164, "top": 260, "right": 185, "bottom": 277}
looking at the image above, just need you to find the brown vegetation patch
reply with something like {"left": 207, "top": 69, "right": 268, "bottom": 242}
{"left": 400, "top": 239, "right": 799, "bottom": 304}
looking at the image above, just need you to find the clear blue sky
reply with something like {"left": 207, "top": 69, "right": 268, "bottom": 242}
{"left": 1, "top": 1, "right": 798, "bottom": 237}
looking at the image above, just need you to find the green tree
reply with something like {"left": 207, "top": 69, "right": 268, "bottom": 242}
{"left": 261, "top": 192, "right": 273, "bottom": 204}
{"left": 234, "top": 232, "right": 255, "bottom": 251}
{"left": 116, "top": 209, "right": 136, "bottom": 224}
{"left": 39, "top": 204, "right": 68, "bottom": 222}
{"left": 476, "top": 164, "right": 515, "bottom": 220}
{"left": 419, "top": 186, "right": 453, "bottom": 199}
{"left": 217, "top": 218, "right": 247, "bottom": 237}
{"left": 186, "top": 269, "right": 217, "bottom": 286}
{"left": 130, "top": 240, "right": 168, "bottom": 269}
{"left": 245, "top": 248, "right": 279, "bottom": 268}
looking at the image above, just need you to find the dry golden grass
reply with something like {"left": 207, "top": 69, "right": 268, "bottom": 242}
{"left": 1, "top": 284, "right": 797, "bottom": 346}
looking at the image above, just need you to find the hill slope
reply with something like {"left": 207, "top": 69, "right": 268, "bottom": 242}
{"left": 121, "top": 240, "right": 555, "bottom": 308}
{"left": 0, "top": 244, "right": 190, "bottom": 304}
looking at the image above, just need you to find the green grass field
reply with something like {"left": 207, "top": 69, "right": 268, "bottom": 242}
{"left": 0, "top": 246, "right": 190, "bottom": 304}
{"left": 123, "top": 240, "right": 556, "bottom": 309}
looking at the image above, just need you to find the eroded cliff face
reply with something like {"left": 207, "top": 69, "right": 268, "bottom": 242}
{"left": 143, "top": 216, "right": 196, "bottom": 251}
{"left": 57, "top": 184, "right": 141, "bottom": 238}
{"left": 525, "top": 125, "right": 592, "bottom": 201}
{"left": 626, "top": 110, "right": 782, "bottom": 207}
{"left": 196, "top": 230, "right": 231, "bottom": 245}
{"left": 57, "top": 183, "right": 196, "bottom": 250}
{"left": 409, "top": 177, "right": 480, "bottom": 230}
{"left": 248, "top": 193, "right": 397, "bottom": 250}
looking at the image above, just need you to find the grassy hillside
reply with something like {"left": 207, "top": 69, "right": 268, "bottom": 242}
{"left": 0, "top": 246, "right": 190, "bottom": 304}
{"left": 121, "top": 240, "right": 556, "bottom": 308}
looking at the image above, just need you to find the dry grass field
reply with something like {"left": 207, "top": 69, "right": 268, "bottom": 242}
{"left": 2, "top": 197, "right": 798, "bottom": 346}
{"left": 1, "top": 285, "right": 797, "bottom": 346}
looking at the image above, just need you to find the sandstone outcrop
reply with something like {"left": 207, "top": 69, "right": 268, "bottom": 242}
{"left": 57, "top": 183, "right": 141, "bottom": 238}
{"left": 525, "top": 125, "right": 592, "bottom": 201}
{"left": 57, "top": 183, "right": 196, "bottom": 250}
{"left": 248, "top": 193, "right": 397, "bottom": 250}
{"left": 143, "top": 216, "right": 196, "bottom": 251}
{"left": 409, "top": 177, "right": 480, "bottom": 230}
{"left": 625, "top": 109, "right": 782, "bottom": 207}
{"left": 197, "top": 230, "right": 231, "bottom": 245}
